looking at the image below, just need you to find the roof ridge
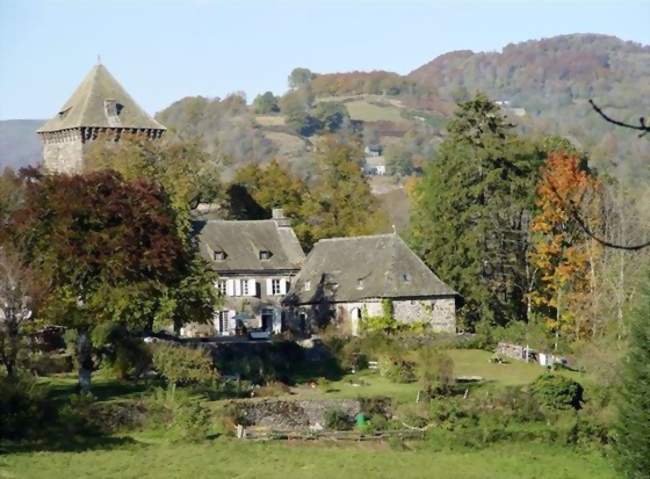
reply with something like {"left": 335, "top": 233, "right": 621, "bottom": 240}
{"left": 317, "top": 233, "right": 397, "bottom": 243}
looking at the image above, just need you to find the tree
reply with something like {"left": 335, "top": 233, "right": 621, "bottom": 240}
{"left": 85, "top": 138, "right": 221, "bottom": 240}
{"left": 253, "top": 91, "right": 279, "bottom": 114}
{"left": 0, "top": 247, "right": 42, "bottom": 378}
{"left": 312, "top": 102, "right": 350, "bottom": 133}
{"left": 529, "top": 151, "right": 603, "bottom": 347}
{"left": 409, "top": 94, "right": 544, "bottom": 328}
{"left": 4, "top": 170, "right": 217, "bottom": 391}
{"left": 231, "top": 159, "right": 306, "bottom": 220}
{"left": 614, "top": 269, "right": 650, "bottom": 478}
{"left": 288, "top": 67, "right": 315, "bottom": 90}
{"left": 297, "top": 136, "right": 388, "bottom": 249}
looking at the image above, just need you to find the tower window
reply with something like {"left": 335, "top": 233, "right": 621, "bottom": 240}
{"left": 213, "top": 250, "right": 227, "bottom": 261}
{"left": 259, "top": 250, "right": 272, "bottom": 260}
{"left": 104, "top": 99, "right": 123, "bottom": 117}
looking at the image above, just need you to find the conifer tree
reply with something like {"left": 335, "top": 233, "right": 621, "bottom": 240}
{"left": 614, "top": 271, "right": 650, "bottom": 478}
{"left": 409, "top": 94, "right": 544, "bottom": 328}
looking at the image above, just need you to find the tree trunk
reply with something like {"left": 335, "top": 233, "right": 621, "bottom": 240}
{"left": 555, "top": 287, "right": 562, "bottom": 352}
{"left": 77, "top": 329, "right": 93, "bottom": 392}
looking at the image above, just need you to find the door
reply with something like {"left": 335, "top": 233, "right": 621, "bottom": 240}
{"left": 351, "top": 307, "right": 362, "bottom": 336}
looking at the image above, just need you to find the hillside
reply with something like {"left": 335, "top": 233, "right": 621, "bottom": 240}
{"left": 0, "top": 119, "right": 44, "bottom": 170}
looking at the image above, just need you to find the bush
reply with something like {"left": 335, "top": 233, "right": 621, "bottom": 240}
{"left": 379, "top": 356, "right": 417, "bottom": 383}
{"left": 530, "top": 374, "right": 584, "bottom": 410}
{"left": 255, "top": 381, "right": 291, "bottom": 397}
{"left": 151, "top": 343, "right": 217, "bottom": 389}
{"left": 171, "top": 400, "right": 211, "bottom": 442}
{"left": 324, "top": 408, "right": 353, "bottom": 430}
{"left": 417, "top": 348, "right": 455, "bottom": 397}
{"left": 0, "top": 375, "right": 50, "bottom": 439}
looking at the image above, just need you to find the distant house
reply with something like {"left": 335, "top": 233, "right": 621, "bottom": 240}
{"left": 284, "top": 233, "right": 458, "bottom": 336}
{"left": 363, "top": 145, "right": 386, "bottom": 176}
{"left": 191, "top": 209, "right": 305, "bottom": 337}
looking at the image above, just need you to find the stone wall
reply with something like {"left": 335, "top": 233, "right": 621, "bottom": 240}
{"left": 42, "top": 133, "right": 84, "bottom": 173}
{"left": 393, "top": 297, "right": 456, "bottom": 333}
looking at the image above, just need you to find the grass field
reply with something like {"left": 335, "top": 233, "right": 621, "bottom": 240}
{"left": 345, "top": 100, "right": 410, "bottom": 124}
{"left": 254, "top": 114, "right": 286, "bottom": 126}
{"left": 0, "top": 439, "right": 616, "bottom": 479}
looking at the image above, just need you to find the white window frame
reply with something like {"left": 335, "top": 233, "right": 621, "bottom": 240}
{"left": 216, "top": 280, "right": 227, "bottom": 296}
{"left": 304, "top": 281, "right": 311, "bottom": 292}
{"left": 272, "top": 278, "right": 281, "bottom": 295}
{"left": 240, "top": 279, "right": 249, "bottom": 296}
{"left": 217, "top": 310, "right": 229, "bottom": 333}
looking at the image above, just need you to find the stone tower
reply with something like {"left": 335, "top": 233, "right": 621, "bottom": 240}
{"left": 37, "top": 63, "right": 166, "bottom": 174}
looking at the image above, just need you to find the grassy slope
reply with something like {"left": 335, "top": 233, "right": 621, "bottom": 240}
{"left": 1, "top": 440, "right": 615, "bottom": 479}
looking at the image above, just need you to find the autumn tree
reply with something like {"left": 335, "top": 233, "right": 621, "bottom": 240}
{"left": 253, "top": 91, "right": 280, "bottom": 114}
{"left": 529, "top": 151, "right": 603, "bottom": 347}
{"left": 3, "top": 170, "right": 218, "bottom": 390}
{"left": 409, "top": 94, "right": 544, "bottom": 328}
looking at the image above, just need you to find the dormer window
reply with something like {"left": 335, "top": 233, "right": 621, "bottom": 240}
{"left": 57, "top": 107, "right": 71, "bottom": 118}
{"left": 104, "top": 99, "right": 123, "bottom": 117}
{"left": 357, "top": 279, "right": 364, "bottom": 290}
{"left": 401, "top": 273, "right": 411, "bottom": 283}
{"left": 304, "top": 281, "right": 311, "bottom": 292}
{"left": 213, "top": 250, "right": 227, "bottom": 261}
{"left": 259, "top": 250, "right": 272, "bottom": 261}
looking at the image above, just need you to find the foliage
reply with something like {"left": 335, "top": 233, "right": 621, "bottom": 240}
{"left": 155, "top": 94, "right": 276, "bottom": 173}
{"left": 529, "top": 374, "right": 584, "bottom": 410}
{"left": 362, "top": 299, "right": 397, "bottom": 333}
{"left": 614, "top": 271, "right": 650, "bottom": 479}
{"left": 409, "top": 93, "right": 545, "bottom": 328}
{"left": 379, "top": 356, "right": 417, "bottom": 383}
{"left": 151, "top": 343, "right": 217, "bottom": 389}
{"left": 324, "top": 408, "right": 353, "bottom": 430}
{"left": 297, "top": 136, "right": 388, "bottom": 249}
{"left": 418, "top": 347, "right": 455, "bottom": 396}
{"left": 312, "top": 101, "right": 350, "bottom": 133}
{"left": 171, "top": 399, "right": 211, "bottom": 442}
{"left": 85, "top": 137, "right": 221, "bottom": 239}
{"left": 529, "top": 151, "right": 603, "bottom": 344}
{"left": 253, "top": 91, "right": 280, "bottom": 114}
{"left": 0, "top": 374, "right": 49, "bottom": 439}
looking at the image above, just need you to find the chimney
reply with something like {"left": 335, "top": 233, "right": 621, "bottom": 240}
{"left": 272, "top": 208, "right": 290, "bottom": 228}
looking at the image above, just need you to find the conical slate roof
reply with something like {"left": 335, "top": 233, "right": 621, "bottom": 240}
{"left": 37, "top": 64, "right": 166, "bottom": 133}
{"left": 285, "top": 233, "right": 458, "bottom": 304}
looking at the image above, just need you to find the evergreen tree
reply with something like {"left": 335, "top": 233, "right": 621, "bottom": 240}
{"left": 614, "top": 271, "right": 650, "bottom": 478}
{"left": 409, "top": 94, "right": 544, "bottom": 328}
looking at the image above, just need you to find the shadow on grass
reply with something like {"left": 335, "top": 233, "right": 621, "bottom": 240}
{"left": 0, "top": 433, "right": 141, "bottom": 454}
{"left": 45, "top": 376, "right": 159, "bottom": 404}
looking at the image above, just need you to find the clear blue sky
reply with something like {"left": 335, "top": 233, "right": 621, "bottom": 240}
{"left": 1, "top": 0, "right": 648, "bottom": 120}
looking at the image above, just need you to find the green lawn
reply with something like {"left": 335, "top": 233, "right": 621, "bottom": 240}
{"left": 0, "top": 439, "right": 616, "bottom": 479}
{"left": 345, "top": 100, "right": 409, "bottom": 124}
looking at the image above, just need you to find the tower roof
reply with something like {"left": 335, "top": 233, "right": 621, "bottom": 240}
{"left": 37, "top": 64, "right": 166, "bottom": 133}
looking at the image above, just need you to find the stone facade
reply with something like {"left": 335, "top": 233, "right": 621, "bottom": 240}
{"left": 290, "top": 296, "right": 456, "bottom": 336}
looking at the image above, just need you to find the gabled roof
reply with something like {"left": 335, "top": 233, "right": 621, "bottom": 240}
{"left": 194, "top": 219, "right": 305, "bottom": 272}
{"left": 285, "top": 233, "right": 457, "bottom": 304}
{"left": 37, "top": 64, "right": 166, "bottom": 133}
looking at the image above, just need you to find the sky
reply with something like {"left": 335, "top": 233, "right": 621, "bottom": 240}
{"left": 0, "top": 0, "right": 648, "bottom": 120}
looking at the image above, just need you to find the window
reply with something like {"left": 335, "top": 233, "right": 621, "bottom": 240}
{"left": 272, "top": 278, "right": 281, "bottom": 295}
{"left": 217, "top": 311, "right": 229, "bottom": 333}
{"left": 240, "top": 279, "right": 249, "bottom": 296}
{"left": 216, "top": 280, "right": 227, "bottom": 296}
{"left": 357, "top": 279, "right": 364, "bottom": 290}
{"left": 304, "top": 281, "right": 311, "bottom": 292}
{"left": 402, "top": 273, "right": 411, "bottom": 283}
{"left": 213, "top": 250, "right": 226, "bottom": 261}
{"left": 259, "top": 250, "right": 272, "bottom": 260}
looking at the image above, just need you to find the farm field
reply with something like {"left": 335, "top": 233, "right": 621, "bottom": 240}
{"left": 345, "top": 100, "right": 410, "bottom": 124}
{"left": 0, "top": 439, "right": 616, "bottom": 479}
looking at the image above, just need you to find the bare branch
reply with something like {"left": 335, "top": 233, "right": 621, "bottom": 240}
{"left": 589, "top": 100, "right": 649, "bottom": 138}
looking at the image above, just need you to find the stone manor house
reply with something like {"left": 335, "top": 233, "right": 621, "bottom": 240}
{"left": 36, "top": 63, "right": 459, "bottom": 336}
{"left": 192, "top": 210, "right": 459, "bottom": 337}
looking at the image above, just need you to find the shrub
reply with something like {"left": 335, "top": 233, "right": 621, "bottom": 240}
{"left": 255, "top": 380, "right": 291, "bottom": 397}
{"left": 417, "top": 348, "right": 455, "bottom": 397}
{"left": 530, "top": 374, "right": 584, "bottom": 410}
{"left": 362, "top": 300, "right": 397, "bottom": 333}
{"left": 0, "top": 375, "right": 50, "bottom": 439}
{"left": 171, "top": 400, "right": 211, "bottom": 442}
{"left": 379, "top": 356, "right": 417, "bottom": 383}
{"left": 151, "top": 343, "right": 217, "bottom": 390}
{"left": 324, "top": 408, "right": 353, "bottom": 430}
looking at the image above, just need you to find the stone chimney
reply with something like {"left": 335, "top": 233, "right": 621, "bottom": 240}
{"left": 272, "top": 208, "right": 291, "bottom": 228}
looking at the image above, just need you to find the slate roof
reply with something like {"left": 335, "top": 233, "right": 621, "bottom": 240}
{"left": 37, "top": 64, "right": 166, "bottom": 133}
{"left": 285, "top": 233, "right": 457, "bottom": 304}
{"left": 194, "top": 219, "right": 305, "bottom": 272}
